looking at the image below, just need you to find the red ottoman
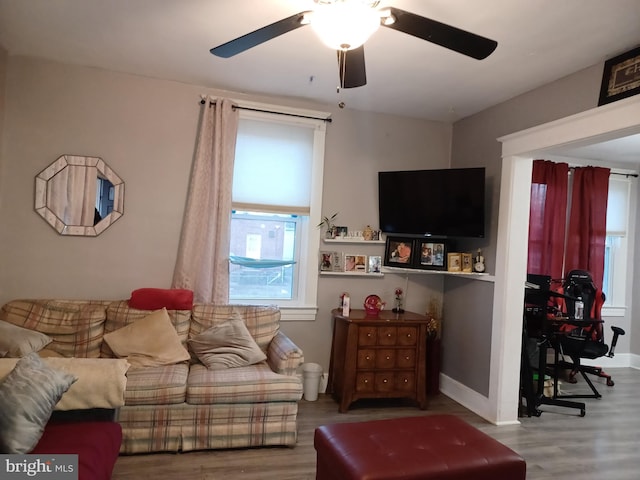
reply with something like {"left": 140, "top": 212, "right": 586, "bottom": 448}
{"left": 31, "top": 421, "right": 122, "bottom": 480}
{"left": 314, "top": 415, "right": 526, "bottom": 480}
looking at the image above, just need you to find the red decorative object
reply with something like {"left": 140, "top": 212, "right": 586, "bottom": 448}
{"left": 363, "top": 294, "right": 385, "bottom": 316}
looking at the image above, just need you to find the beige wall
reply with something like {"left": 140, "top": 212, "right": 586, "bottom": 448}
{"left": 0, "top": 45, "right": 7, "bottom": 206}
{"left": 0, "top": 55, "right": 452, "bottom": 372}
{"left": 445, "top": 63, "right": 627, "bottom": 393}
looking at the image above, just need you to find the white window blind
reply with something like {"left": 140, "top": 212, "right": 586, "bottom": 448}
{"left": 233, "top": 118, "right": 315, "bottom": 215}
{"left": 606, "top": 177, "right": 630, "bottom": 235}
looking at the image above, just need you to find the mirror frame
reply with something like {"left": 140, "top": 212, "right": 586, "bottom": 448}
{"left": 35, "top": 154, "right": 125, "bottom": 236}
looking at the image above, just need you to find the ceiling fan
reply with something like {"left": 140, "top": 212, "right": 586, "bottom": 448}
{"left": 210, "top": 0, "right": 498, "bottom": 89}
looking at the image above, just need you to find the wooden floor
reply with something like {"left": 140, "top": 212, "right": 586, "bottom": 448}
{"left": 112, "top": 368, "right": 640, "bottom": 480}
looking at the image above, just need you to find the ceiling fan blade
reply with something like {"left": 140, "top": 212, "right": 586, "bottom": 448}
{"left": 383, "top": 7, "right": 497, "bottom": 60}
{"left": 211, "top": 11, "right": 310, "bottom": 58}
{"left": 338, "top": 46, "right": 367, "bottom": 89}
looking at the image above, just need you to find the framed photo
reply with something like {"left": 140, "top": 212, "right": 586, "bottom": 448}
{"left": 335, "top": 226, "right": 348, "bottom": 238}
{"left": 598, "top": 46, "right": 640, "bottom": 106}
{"left": 368, "top": 255, "right": 382, "bottom": 273}
{"left": 384, "top": 237, "right": 415, "bottom": 267}
{"left": 447, "top": 252, "right": 462, "bottom": 272}
{"left": 344, "top": 254, "right": 367, "bottom": 272}
{"left": 414, "top": 240, "right": 447, "bottom": 271}
{"left": 319, "top": 251, "right": 343, "bottom": 272}
{"left": 461, "top": 253, "right": 473, "bottom": 273}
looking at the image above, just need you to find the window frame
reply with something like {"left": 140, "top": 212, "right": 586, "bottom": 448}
{"left": 229, "top": 100, "right": 330, "bottom": 321}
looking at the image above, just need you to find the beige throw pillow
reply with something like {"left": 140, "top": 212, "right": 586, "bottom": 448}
{"left": 188, "top": 315, "right": 267, "bottom": 369}
{"left": 103, "top": 308, "right": 190, "bottom": 368}
{"left": 0, "top": 320, "right": 52, "bottom": 357}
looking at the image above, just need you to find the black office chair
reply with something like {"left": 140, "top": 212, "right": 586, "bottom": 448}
{"left": 555, "top": 269, "right": 625, "bottom": 399}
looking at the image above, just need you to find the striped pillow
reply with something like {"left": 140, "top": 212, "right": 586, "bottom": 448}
{"left": 0, "top": 353, "right": 77, "bottom": 453}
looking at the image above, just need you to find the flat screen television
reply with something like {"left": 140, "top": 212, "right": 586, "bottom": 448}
{"left": 378, "top": 167, "right": 485, "bottom": 238}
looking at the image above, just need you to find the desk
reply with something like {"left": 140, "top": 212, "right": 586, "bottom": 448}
{"left": 522, "top": 288, "right": 587, "bottom": 417}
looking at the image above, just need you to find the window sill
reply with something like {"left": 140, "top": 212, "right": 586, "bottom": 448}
{"left": 602, "top": 306, "right": 626, "bottom": 317}
{"left": 279, "top": 305, "right": 318, "bottom": 322}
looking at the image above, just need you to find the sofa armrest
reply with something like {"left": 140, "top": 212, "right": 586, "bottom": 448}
{"left": 267, "top": 331, "right": 304, "bottom": 376}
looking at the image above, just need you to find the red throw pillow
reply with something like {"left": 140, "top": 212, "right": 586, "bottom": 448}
{"left": 129, "top": 288, "right": 193, "bottom": 310}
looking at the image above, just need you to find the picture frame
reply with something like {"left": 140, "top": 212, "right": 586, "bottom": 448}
{"left": 345, "top": 254, "right": 367, "bottom": 272}
{"left": 335, "top": 226, "right": 348, "bottom": 238}
{"left": 414, "top": 240, "right": 447, "bottom": 271}
{"left": 383, "top": 236, "right": 415, "bottom": 267}
{"left": 319, "top": 251, "right": 343, "bottom": 272}
{"left": 368, "top": 255, "right": 382, "bottom": 273}
{"left": 461, "top": 253, "right": 473, "bottom": 273}
{"left": 598, "top": 46, "right": 640, "bottom": 106}
{"left": 447, "top": 252, "right": 462, "bottom": 272}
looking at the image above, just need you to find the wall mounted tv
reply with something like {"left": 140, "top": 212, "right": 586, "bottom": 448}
{"left": 378, "top": 167, "right": 485, "bottom": 238}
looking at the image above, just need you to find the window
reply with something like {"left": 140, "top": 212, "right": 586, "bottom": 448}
{"left": 228, "top": 102, "right": 329, "bottom": 321}
{"left": 602, "top": 176, "right": 631, "bottom": 313}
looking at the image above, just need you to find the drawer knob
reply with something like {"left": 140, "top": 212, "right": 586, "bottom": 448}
{"left": 387, "top": 333, "right": 392, "bottom": 337}
{"left": 383, "top": 379, "right": 388, "bottom": 383}
{"left": 367, "top": 333, "right": 372, "bottom": 337}
{"left": 366, "top": 356, "right": 371, "bottom": 360}
{"left": 364, "top": 379, "right": 368, "bottom": 383}
{"left": 405, "top": 356, "right": 410, "bottom": 360}
{"left": 386, "top": 356, "right": 390, "bottom": 360}
{"left": 404, "top": 378, "right": 409, "bottom": 383}
{"left": 407, "top": 334, "right": 411, "bottom": 337}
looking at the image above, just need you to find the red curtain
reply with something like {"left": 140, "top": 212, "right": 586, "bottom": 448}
{"left": 527, "top": 160, "right": 569, "bottom": 280}
{"left": 565, "top": 166, "right": 610, "bottom": 290}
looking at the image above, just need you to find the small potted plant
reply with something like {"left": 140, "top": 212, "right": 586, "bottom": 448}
{"left": 317, "top": 212, "right": 338, "bottom": 239}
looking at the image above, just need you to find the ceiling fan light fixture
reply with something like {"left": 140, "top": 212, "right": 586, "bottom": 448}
{"left": 310, "top": 1, "right": 381, "bottom": 50}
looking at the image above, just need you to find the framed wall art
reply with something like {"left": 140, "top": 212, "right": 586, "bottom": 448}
{"left": 598, "top": 46, "right": 640, "bottom": 106}
{"left": 414, "top": 240, "right": 447, "bottom": 271}
{"left": 383, "top": 236, "right": 415, "bottom": 267}
{"left": 447, "top": 252, "right": 462, "bottom": 272}
{"left": 461, "top": 253, "right": 473, "bottom": 273}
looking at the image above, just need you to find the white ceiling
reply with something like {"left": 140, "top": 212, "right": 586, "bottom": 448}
{"left": 1, "top": 0, "right": 639, "bottom": 163}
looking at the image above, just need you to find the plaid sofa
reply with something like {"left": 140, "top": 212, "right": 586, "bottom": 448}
{"left": 0, "top": 299, "right": 304, "bottom": 454}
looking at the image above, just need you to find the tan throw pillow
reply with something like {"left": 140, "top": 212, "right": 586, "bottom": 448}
{"left": 188, "top": 315, "right": 267, "bottom": 369}
{"left": 103, "top": 308, "right": 190, "bottom": 369}
{"left": 0, "top": 320, "right": 52, "bottom": 357}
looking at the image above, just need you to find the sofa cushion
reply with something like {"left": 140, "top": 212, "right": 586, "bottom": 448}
{"left": 0, "top": 300, "right": 108, "bottom": 358}
{"left": 0, "top": 319, "right": 52, "bottom": 357}
{"left": 102, "top": 300, "right": 191, "bottom": 357}
{"left": 186, "top": 363, "right": 302, "bottom": 404}
{"left": 103, "top": 308, "right": 190, "bottom": 369}
{"left": 0, "top": 353, "right": 77, "bottom": 453}
{"left": 190, "top": 305, "right": 280, "bottom": 352}
{"left": 124, "top": 364, "right": 189, "bottom": 405}
{"left": 188, "top": 315, "right": 267, "bottom": 369}
{"left": 129, "top": 288, "right": 194, "bottom": 310}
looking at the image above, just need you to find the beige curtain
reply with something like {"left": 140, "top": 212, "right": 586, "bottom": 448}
{"left": 172, "top": 97, "right": 239, "bottom": 303}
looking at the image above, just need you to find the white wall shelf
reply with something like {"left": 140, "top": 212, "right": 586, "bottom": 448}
{"left": 382, "top": 266, "right": 495, "bottom": 282}
{"left": 319, "top": 271, "right": 384, "bottom": 278}
{"left": 323, "top": 238, "right": 385, "bottom": 244}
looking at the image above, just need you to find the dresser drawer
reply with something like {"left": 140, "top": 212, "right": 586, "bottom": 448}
{"left": 355, "top": 372, "right": 375, "bottom": 392}
{"left": 378, "top": 327, "right": 397, "bottom": 345}
{"left": 397, "top": 327, "right": 418, "bottom": 345}
{"left": 375, "top": 349, "right": 396, "bottom": 369}
{"left": 357, "top": 349, "right": 376, "bottom": 369}
{"left": 374, "top": 373, "right": 395, "bottom": 392}
{"left": 396, "top": 349, "right": 416, "bottom": 368}
{"left": 358, "top": 327, "right": 378, "bottom": 346}
{"left": 395, "top": 372, "right": 416, "bottom": 392}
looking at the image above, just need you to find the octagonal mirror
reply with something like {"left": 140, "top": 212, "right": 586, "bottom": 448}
{"left": 35, "top": 155, "right": 124, "bottom": 236}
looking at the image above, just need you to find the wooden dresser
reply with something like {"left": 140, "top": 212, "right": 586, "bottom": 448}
{"left": 328, "top": 308, "right": 430, "bottom": 413}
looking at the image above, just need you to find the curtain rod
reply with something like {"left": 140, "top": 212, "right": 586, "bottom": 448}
{"left": 568, "top": 166, "right": 638, "bottom": 178}
{"left": 199, "top": 99, "right": 332, "bottom": 123}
